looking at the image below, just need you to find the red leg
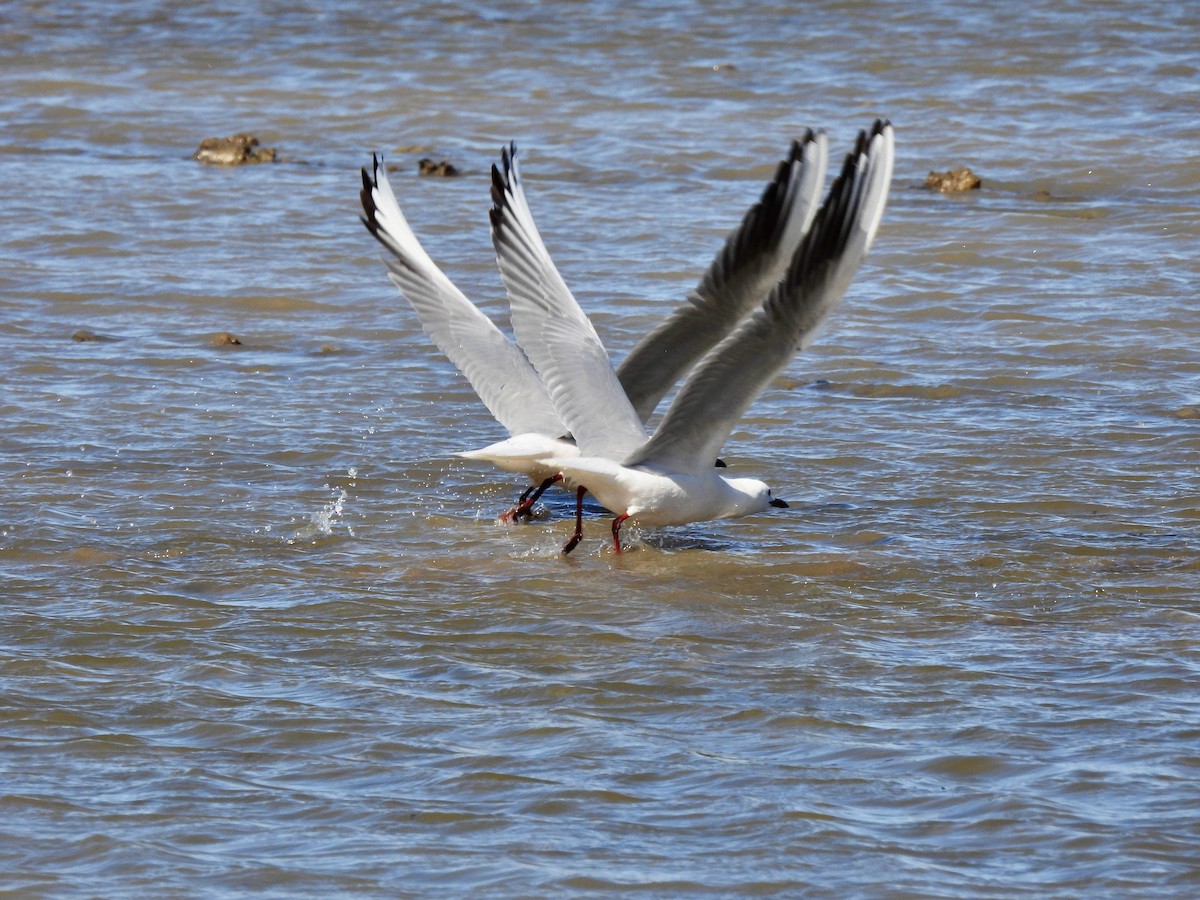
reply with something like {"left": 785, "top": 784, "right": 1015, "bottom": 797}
{"left": 516, "top": 473, "right": 562, "bottom": 521}
{"left": 561, "top": 486, "right": 588, "bottom": 554}
{"left": 611, "top": 513, "right": 630, "bottom": 554}
{"left": 500, "top": 474, "right": 561, "bottom": 523}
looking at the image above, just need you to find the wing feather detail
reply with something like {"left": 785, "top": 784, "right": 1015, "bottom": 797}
{"left": 628, "top": 121, "right": 895, "bottom": 473}
{"left": 489, "top": 145, "right": 649, "bottom": 462}
{"left": 615, "top": 131, "right": 829, "bottom": 420}
{"left": 359, "top": 155, "right": 563, "bottom": 438}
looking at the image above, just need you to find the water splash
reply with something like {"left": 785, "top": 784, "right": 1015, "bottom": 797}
{"left": 288, "top": 468, "right": 358, "bottom": 544}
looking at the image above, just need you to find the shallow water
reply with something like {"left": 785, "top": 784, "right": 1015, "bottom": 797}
{"left": 2, "top": 0, "right": 1199, "bottom": 896}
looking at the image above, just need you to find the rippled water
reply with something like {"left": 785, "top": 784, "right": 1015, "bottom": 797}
{"left": 3, "top": 0, "right": 1199, "bottom": 896}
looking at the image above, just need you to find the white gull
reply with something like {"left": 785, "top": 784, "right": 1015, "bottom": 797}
{"left": 490, "top": 120, "right": 894, "bottom": 552}
{"left": 359, "top": 135, "right": 828, "bottom": 520}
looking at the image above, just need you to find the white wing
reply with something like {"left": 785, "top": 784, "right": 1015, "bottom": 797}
{"left": 628, "top": 121, "right": 895, "bottom": 474}
{"left": 359, "top": 155, "right": 563, "bottom": 439}
{"left": 616, "top": 131, "right": 829, "bottom": 421}
{"left": 489, "top": 145, "right": 648, "bottom": 461}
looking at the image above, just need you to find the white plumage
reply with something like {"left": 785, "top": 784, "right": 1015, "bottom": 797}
{"left": 490, "top": 121, "right": 894, "bottom": 552}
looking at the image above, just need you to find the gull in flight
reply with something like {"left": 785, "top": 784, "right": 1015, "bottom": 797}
{"left": 491, "top": 120, "right": 894, "bottom": 553}
{"left": 359, "top": 135, "right": 828, "bottom": 520}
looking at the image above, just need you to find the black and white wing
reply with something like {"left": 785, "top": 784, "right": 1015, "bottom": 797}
{"left": 628, "top": 121, "right": 895, "bottom": 474}
{"left": 359, "top": 155, "right": 563, "bottom": 438}
{"left": 616, "top": 131, "right": 829, "bottom": 421}
{"left": 489, "top": 145, "right": 649, "bottom": 462}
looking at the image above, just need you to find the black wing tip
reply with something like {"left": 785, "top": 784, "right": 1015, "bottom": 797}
{"left": 490, "top": 161, "right": 505, "bottom": 205}
{"left": 840, "top": 118, "right": 891, "bottom": 183}
{"left": 357, "top": 153, "right": 409, "bottom": 263}
{"left": 489, "top": 141, "right": 523, "bottom": 222}
{"left": 843, "top": 120, "right": 890, "bottom": 161}
{"left": 786, "top": 127, "right": 818, "bottom": 163}
{"left": 497, "top": 141, "right": 518, "bottom": 184}
{"left": 861, "top": 119, "right": 891, "bottom": 152}
{"left": 696, "top": 128, "right": 826, "bottom": 301}
{"left": 781, "top": 118, "right": 891, "bottom": 290}
{"left": 734, "top": 128, "right": 823, "bottom": 258}
{"left": 361, "top": 152, "right": 384, "bottom": 187}
{"left": 849, "top": 119, "right": 891, "bottom": 172}
{"left": 359, "top": 157, "right": 382, "bottom": 236}
{"left": 764, "top": 125, "right": 827, "bottom": 221}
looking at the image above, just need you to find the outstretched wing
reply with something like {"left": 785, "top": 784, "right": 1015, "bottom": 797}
{"left": 489, "top": 144, "right": 648, "bottom": 462}
{"left": 616, "top": 131, "right": 829, "bottom": 421}
{"left": 359, "top": 155, "right": 563, "bottom": 438}
{"left": 628, "top": 121, "right": 895, "bottom": 474}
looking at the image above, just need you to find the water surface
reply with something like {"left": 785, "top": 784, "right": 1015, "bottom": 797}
{"left": 2, "top": 1, "right": 1199, "bottom": 896}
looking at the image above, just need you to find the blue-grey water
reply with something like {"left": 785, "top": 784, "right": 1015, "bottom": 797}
{"left": 2, "top": 1, "right": 1199, "bottom": 896}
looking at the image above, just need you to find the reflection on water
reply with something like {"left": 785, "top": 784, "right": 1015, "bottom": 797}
{"left": 2, "top": 0, "right": 1199, "bottom": 895}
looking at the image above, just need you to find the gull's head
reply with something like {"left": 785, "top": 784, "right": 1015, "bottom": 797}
{"left": 722, "top": 477, "right": 790, "bottom": 517}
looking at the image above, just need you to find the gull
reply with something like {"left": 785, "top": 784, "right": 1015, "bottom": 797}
{"left": 360, "top": 156, "right": 567, "bottom": 521}
{"left": 359, "top": 135, "right": 828, "bottom": 520}
{"left": 490, "top": 120, "right": 894, "bottom": 553}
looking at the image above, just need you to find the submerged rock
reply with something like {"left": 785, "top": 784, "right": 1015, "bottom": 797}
{"left": 418, "top": 158, "right": 460, "bottom": 177}
{"left": 195, "top": 133, "right": 278, "bottom": 166}
{"left": 925, "top": 166, "right": 982, "bottom": 193}
{"left": 71, "top": 329, "right": 116, "bottom": 342}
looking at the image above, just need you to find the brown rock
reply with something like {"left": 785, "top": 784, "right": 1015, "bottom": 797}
{"left": 418, "top": 158, "right": 461, "bottom": 177}
{"left": 71, "top": 329, "right": 117, "bottom": 342}
{"left": 195, "top": 133, "right": 278, "bottom": 166}
{"left": 925, "top": 166, "right": 981, "bottom": 193}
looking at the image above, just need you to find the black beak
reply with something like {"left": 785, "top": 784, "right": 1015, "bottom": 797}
{"left": 769, "top": 498, "right": 789, "bottom": 509}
